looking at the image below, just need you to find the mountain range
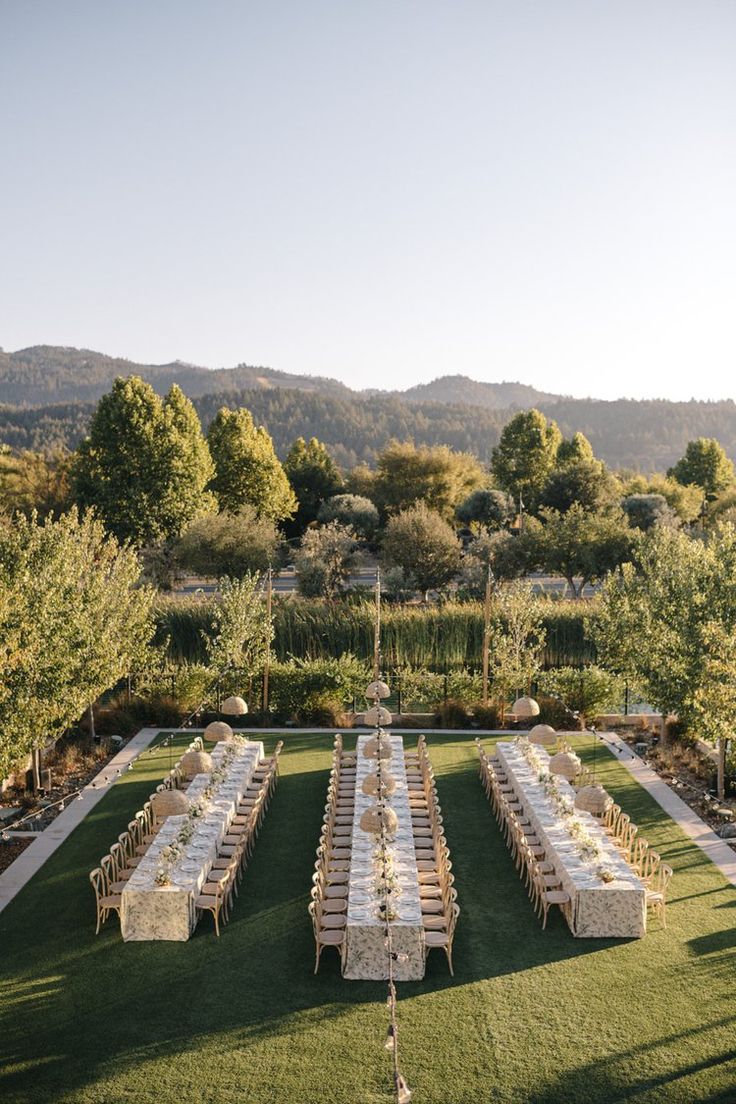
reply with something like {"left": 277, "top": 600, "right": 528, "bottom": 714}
{"left": 0, "top": 344, "right": 734, "bottom": 473}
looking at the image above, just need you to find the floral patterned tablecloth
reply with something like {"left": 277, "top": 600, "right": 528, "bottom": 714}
{"left": 496, "top": 742, "right": 646, "bottom": 938}
{"left": 121, "top": 740, "right": 264, "bottom": 941}
{"left": 343, "top": 733, "right": 425, "bottom": 980}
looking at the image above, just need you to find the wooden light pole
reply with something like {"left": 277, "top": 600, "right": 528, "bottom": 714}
{"left": 262, "top": 566, "right": 272, "bottom": 721}
{"left": 373, "top": 567, "right": 381, "bottom": 683}
{"left": 482, "top": 562, "right": 493, "bottom": 706}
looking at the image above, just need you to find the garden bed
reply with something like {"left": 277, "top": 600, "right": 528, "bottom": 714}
{"left": 617, "top": 728, "right": 736, "bottom": 848}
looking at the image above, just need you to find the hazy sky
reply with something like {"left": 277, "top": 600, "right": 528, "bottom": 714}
{"left": 1, "top": 1, "right": 735, "bottom": 400}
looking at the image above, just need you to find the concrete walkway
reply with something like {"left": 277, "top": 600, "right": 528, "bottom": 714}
{"left": 596, "top": 730, "right": 736, "bottom": 888}
{"left": 0, "top": 726, "right": 162, "bottom": 915}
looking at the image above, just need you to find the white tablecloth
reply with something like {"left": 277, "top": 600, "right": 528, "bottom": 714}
{"left": 121, "top": 740, "right": 264, "bottom": 941}
{"left": 343, "top": 733, "right": 425, "bottom": 980}
{"left": 496, "top": 742, "right": 646, "bottom": 939}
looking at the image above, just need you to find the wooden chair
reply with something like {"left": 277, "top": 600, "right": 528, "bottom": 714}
{"left": 89, "top": 867, "right": 122, "bottom": 934}
{"left": 424, "top": 903, "right": 460, "bottom": 975}
{"left": 646, "top": 863, "right": 673, "bottom": 927}
{"left": 308, "top": 899, "right": 345, "bottom": 973}
{"left": 195, "top": 870, "right": 232, "bottom": 936}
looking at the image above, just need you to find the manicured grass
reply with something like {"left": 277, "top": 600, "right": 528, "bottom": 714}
{"left": 0, "top": 731, "right": 734, "bottom": 1104}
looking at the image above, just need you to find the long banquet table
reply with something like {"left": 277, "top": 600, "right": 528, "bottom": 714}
{"left": 343, "top": 733, "right": 425, "bottom": 980}
{"left": 121, "top": 738, "right": 264, "bottom": 941}
{"left": 496, "top": 741, "right": 646, "bottom": 939}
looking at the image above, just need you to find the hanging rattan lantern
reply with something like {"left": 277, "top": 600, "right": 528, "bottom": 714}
{"left": 179, "top": 749, "right": 213, "bottom": 780}
{"left": 359, "top": 803, "right": 399, "bottom": 835}
{"left": 151, "top": 789, "right": 190, "bottom": 818}
{"left": 529, "top": 723, "right": 557, "bottom": 747}
{"left": 549, "top": 750, "right": 582, "bottom": 780}
{"left": 362, "top": 734, "right": 393, "bottom": 760}
{"left": 362, "top": 770, "right": 397, "bottom": 797}
{"left": 364, "top": 705, "right": 392, "bottom": 727}
{"left": 512, "top": 696, "right": 540, "bottom": 719}
{"left": 221, "top": 695, "right": 248, "bottom": 716}
{"left": 575, "top": 783, "right": 612, "bottom": 816}
{"left": 365, "top": 680, "right": 391, "bottom": 700}
{"left": 203, "top": 721, "right": 234, "bottom": 743}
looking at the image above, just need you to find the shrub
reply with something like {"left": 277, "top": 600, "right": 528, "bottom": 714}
{"left": 537, "top": 665, "right": 623, "bottom": 724}
{"left": 533, "top": 694, "right": 581, "bottom": 731}
{"left": 470, "top": 702, "right": 501, "bottom": 728}
{"left": 298, "top": 692, "right": 353, "bottom": 727}
{"left": 434, "top": 699, "right": 470, "bottom": 728}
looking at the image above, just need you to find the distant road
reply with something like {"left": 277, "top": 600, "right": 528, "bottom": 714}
{"left": 174, "top": 568, "right": 596, "bottom": 599}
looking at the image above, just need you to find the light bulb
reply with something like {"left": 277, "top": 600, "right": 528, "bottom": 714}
{"left": 384, "top": 1023, "right": 396, "bottom": 1050}
{"left": 396, "top": 1074, "right": 412, "bottom": 1103}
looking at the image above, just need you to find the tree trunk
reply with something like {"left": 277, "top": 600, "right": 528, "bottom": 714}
{"left": 566, "top": 576, "right": 580, "bottom": 600}
{"left": 88, "top": 702, "right": 98, "bottom": 744}
{"left": 717, "top": 736, "right": 726, "bottom": 801}
{"left": 31, "top": 746, "right": 42, "bottom": 792}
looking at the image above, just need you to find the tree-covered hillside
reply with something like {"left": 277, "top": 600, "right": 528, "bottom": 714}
{"left": 2, "top": 384, "right": 736, "bottom": 471}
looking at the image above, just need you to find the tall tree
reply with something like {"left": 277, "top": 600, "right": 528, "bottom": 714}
{"left": 523, "top": 505, "right": 635, "bottom": 599}
{"left": 490, "top": 581, "right": 546, "bottom": 710}
{"left": 593, "top": 524, "right": 736, "bottom": 792}
{"left": 668, "top": 438, "right": 735, "bottom": 499}
{"left": 0, "top": 447, "right": 72, "bottom": 521}
{"left": 0, "top": 509, "right": 154, "bottom": 783}
{"left": 491, "top": 409, "right": 561, "bottom": 506}
{"left": 556, "top": 431, "right": 595, "bottom": 465}
{"left": 71, "top": 377, "right": 213, "bottom": 545}
{"left": 207, "top": 407, "right": 296, "bottom": 522}
{"left": 317, "top": 493, "right": 379, "bottom": 539}
{"left": 206, "top": 573, "right": 273, "bottom": 678}
{"left": 539, "top": 458, "right": 620, "bottom": 513}
{"left": 294, "top": 521, "right": 359, "bottom": 598}
{"left": 456, "top": 488, "right": 514, "bottom": 532}
{"left": 382, "top": 503, "right": 462, "bottom": 599}
{"left": 284, "top": 436, "right": 343, "bottom": 536}
{"left": 176, "top": 507, "right": 280, "bottom": 579}
{"left": 372, "top": 441, "right": 486, "bottom": 519}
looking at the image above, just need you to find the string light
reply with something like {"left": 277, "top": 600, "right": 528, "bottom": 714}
{"left": 371, "top": 568, "right": 413, "bottom": 1104}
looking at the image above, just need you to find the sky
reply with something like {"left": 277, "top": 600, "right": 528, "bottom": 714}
{"left": 1, "top": 1, "right": 735, "bottom": 401}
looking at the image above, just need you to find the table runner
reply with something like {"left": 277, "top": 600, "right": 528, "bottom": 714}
{"left": 121, "top": 739, "right": 264, "bottom": 941}
{"left": 496, "top": 741, "right": 646, "bottom": 939}
{"left": 343, "top": 733, "right": 425, "bottom": 980}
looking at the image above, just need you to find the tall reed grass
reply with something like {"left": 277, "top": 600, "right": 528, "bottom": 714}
{"left": 154, "top": 595, "right": 596, "bottom": 670}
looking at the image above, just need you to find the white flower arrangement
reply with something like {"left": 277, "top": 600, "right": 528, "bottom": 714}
{"left": 154, "top": 866, "right": 172, "bottom": 886}
{"left": 597, "top": 866, "right": 616, "bottom": 883}
{"left": 188, "top": 797, "right": 208, "bottom": 819}
{"left": 160, "top": 842, "right": 182, "bottom": 864}
{"left": 177, "top": 822, "right": 194, "bottom": 845}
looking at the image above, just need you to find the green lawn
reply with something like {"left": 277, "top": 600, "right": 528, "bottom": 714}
{"left": 0, "top": 731, "right": 734, "bottom": 1104}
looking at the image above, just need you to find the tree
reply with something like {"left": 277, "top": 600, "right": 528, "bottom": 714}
{"left": 491, "top": 409, "right": 561, "bottom": 505}
{"left": 668, "top": 438, "right": 735, "bottom": 499}
{"left": 176, "top": 507, "right": 280, "bottom": 579}
{"left": 294, "top": 521, "right": 360, "bottom": 598}
{"left": 621, "top": 473, "right": 703, "bottom": 524}
{"left": 318, "top": 493, "right": 379, "bottom": 539}
{"left": 525, "top": 505, "right": 635, "bottom": 598}
{"left": 539, "top": 458, "right": 620, "bottom": 514}
{"left": 206, "top": 573, "right": 273, "bottom": 678}
{"left": 455, "top": 488, "right": 514, "bottom": 532}
{"left": 284, "top": 436, "right": 343, "bottom": 536}
{"left": 622, "top": 493, "right": 678, "bottom": 531}
{"left": 382, "top": 504, "right": 462, "bottom": 599}
{"left": 71, "top": 377, "right": 214, "bottom": 546}
{"left": 0, "top": 448, "right": 72, "bottom": 521}
{"left": 458, "top": 530, "right": 527, "bottom": 596}
{"left": 0, "top": 509, "right": 154, "bottom": 783}
{"left": 593, "top": 524, "right": 736, "bottom": 792}
{"left": 206, "top": 407, "right": 296, "bottom": 522}
{"left": 371, "top": 441, "right": 486, "bottom": 519}
{"left": 538, "top": 665, "right": 623, "bottom": 726}
{"left": 557, "top": 432, "right": 595, "bottom": 465}
{"left": 490, "top": 581, "right": 546, "bottom": 711}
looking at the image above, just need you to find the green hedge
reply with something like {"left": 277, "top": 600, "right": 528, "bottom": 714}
{"left": 154, "top": 595, "right": 597, "bottom": 670}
